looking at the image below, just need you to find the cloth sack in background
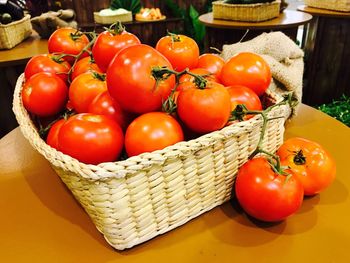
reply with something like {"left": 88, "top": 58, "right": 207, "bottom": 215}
{"left": 221, "top": 31, "right": 304, "bottom": 103}
{"left": 31, "top": 9, "right": 77, "bottom": 39}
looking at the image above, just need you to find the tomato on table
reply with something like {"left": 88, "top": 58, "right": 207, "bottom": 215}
{"left": 125, "top": 112, "right": 184, "bottom": 157}
{"left": 107, "top": 44, "right": 175, "bottom": 114}
{"left": 48, "top": 27, "right": 90, "bottom": 64}
{"left": 22, "top": 72, "right": 68, "bottom": 117}
{"left": 235, "top": 157, "right": 304, "bottom": 222}
{"left": 176, "top": 81, "right": 231, "bottom": 134}
{"left": 69, "top": 71, "right": 107, "bottom": 113}
{"left": 92, "top": 25, "right": 141, "bottom": 72}
{"left": 277, "top": 137, "right": 336, "bottom": 196}
{"left": 220, "top": 52, "right": 271, "bottom": 97}
{"left": 156, "top": 34, "right": 199, "bottom": 71}
{"left": 24, "top": 54, "right": 71, "bottom": 82}
{"left": 55, "top": 113, "right": 124, "bottom": 164}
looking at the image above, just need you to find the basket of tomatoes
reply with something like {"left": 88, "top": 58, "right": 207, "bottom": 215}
{"left": 13, "top": 24, "right": 302, "bottom": 250}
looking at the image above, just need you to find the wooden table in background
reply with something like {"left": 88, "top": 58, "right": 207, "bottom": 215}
{"left": 0, "top": 32, "right": 47, "bottom": 138}
{"left": 199, "top": 10, "right": 312, "bottom": 52}
{"left": 297, "top": 5, "right": 350, "bottom": 106}
{"left": 1, "top": 104, "right": 350, "bottom": 262}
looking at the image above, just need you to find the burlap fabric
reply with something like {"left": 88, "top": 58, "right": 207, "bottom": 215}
{"left": 221, "top": 31, "right": 304, "bottom": 103}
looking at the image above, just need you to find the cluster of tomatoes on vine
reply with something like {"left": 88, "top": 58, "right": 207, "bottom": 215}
{"left": 21, "top": 23, "right": 336, "bottom": 223}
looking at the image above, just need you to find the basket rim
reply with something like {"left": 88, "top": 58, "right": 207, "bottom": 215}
{"left": 212, "top": 0, "right": 281, "bottom": 7}
{"left": 13, "top": 73, "right": 289, "bottom": 181}
{"left": 0, "top": 14, "right": 31, "bottom": 28}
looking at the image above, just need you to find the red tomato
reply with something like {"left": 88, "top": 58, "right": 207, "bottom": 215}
{"left": 46, "top": 119, "right": 66, "bottom": 149}
{"left": 71, "top": 56, "right": 103, "bottom": 80}
{"left": 220, "top": 52, "right": 271, "bottom": 96}
{"left": 226, "top": 85, "right": 262, "bottom": 120}
{"left": 24, "top": 54, "right": 71, "bottom": 82}
{"left": 235, "top": 157, "right": 304, "bottom": 222}
{"left": 107, "top": 44, "right": 175, "bottom": 114}
{"left": 69, "top": 71, "right": 107, "bottom": 113}
{"left": 57, "top": 113, "right": 124, "bottom": 164}
{"left": 88, "top": 91, "right": 134, "bottom": 131}
{"left": 22, "top": 72, "right": 68, "bottom": 117}
{"left": 179, "top": 68, "right": 219, "bottom": 84}
{"left": 277, "top": 137, "right": 336, "bottom": 196}
{"left": 197, "top": 53, "right": 225, "bottom": 77}
{"left": 155, "top": 34, "right": 199, "bottom": 71}
{"left": 48, "top": 28, "right": 90, "bottom": 64}
{"left": 177, "top": 81, "right": 231, "bottom": 134}
{"left": 125, "top": 112, "right": 184, "bottom": 157}
{"left": 92, "top": 29, "right": 141, "bottom": 72}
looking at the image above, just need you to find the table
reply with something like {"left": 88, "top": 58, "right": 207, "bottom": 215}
{"left": 1, "top": 104, "right": 349, "bottom": 262}
{"left": 0, "top": 32, "right": 47, "bottom": 138}
{"left": 297, "top": 5, "right": 350, "bottom": 106}
{"left": 199, "top": 10, "right": 312, "bottom": 52}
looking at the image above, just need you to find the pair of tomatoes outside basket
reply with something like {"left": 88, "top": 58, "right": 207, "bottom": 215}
{"left": 21, "top": 25, "right": 336, "bottom": 223}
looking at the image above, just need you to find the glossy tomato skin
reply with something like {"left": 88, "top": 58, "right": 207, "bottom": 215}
{"left": 226, "top": 85, "right": 262, "bottom": 120}
{"left": 220, "top": 52, "right": 271, "bottom": 97}
{"left": 22, "top": 72, "right": 68, "bottom": 117}
{"left": 235, "top": 157, "right": 304, "bottom": 222}
{"left": 179, "top": 68, "right": 219, "bottom": 84}
{"left": 88, "top": 90, "right": 134, "bottom": 131}
{"left": 125, "top": 112, "right": 184, "bottom": 157}
{"left": 107, "top": 44, "right": 175, "bottom": 114}
{"left": 155, "top": 34, "right": 199, "bottom": 71}
{"left": 48, "top": 28, "right": 90, "bottom": 64}
{"left": 24, "top": 54, "right": 71, "bottom": 82}
{"left": 69, "top": 71, "right": 107, "bottom": 113}
{"left": 92, "top": 30, "right": 141, "bottom": 72}
{"left": 71, "top": 56, "right": 103, "bottom": 80}
{"left": 197, "top": 53, "right": 225, "bottom": 77}
{"left": 57, "top": 113, "right": 124, "bottom": 164}
{"left": 277, "top": 137, "right": 336, "bottom": 196}
{"left": 46, "top": 119, "right": 66, "bottom": 149}
{"left": 176, "top": 81, "right": 231, "bottom": 134}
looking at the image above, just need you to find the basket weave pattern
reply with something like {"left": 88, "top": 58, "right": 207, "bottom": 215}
{"left": 13, "top": 74, "right": 291, "bottom": 250}
{"left": 212, "top": 1, "right": 281, "bottom": 22}
{"left": 0, "top": 15, "right": 32, "bottom": 49}
{"left": 304, "top": 0, "right": 350, "bottom": 12}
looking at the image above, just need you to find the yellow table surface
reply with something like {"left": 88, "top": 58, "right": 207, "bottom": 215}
{"left": 1, "top": 104, "right": 350, "bottom": 262}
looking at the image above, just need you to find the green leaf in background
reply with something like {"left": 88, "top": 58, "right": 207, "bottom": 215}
{"left": 189, "top": 5, "right": 205, "bottom": 44}
{"left": 318, "top": 94, "right": 350, "bottom": 127}
{"left": 164, "top": 0, "right": 186, "bottom": 18}
{"left": 110, "top": 0, "right": 141, "bottom": 15}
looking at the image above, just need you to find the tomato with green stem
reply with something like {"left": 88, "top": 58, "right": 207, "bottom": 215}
{"left": 92, "top": 23, "right": 141, "bottom": 72}
{"left": 24, "top": 54, "right": 71, "bottom": 82}
{"left": 155, "top": 33, "right": 199, "bottom": 71}
{"left": 277, "top": 137, "right": 336, "bottom": 196}
{"left": 235, "top": 156, "right": 304, "bottom": 222}
{"left": 48, "top": 27, "right": 90, "bottom": 64}
{"left": 71, "top": 56, "right": 103, "bottom": 80}
{"left": 69, "top": 71, "right": 107, "bottom": 113}
{"left": 107, "top": 44, "right": 175, "bottom": 114}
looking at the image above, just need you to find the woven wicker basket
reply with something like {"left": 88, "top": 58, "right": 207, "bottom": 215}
{"left": 212, "top": 1, "right": 281, "bottom": 22}
{"left": 0, "top": 15, "right": 32, "bottom": 49}
{"left": 13, "top": 73, "right": 291, "bottom": 250}
{"left": 304, "top": 0, "right": 350, "bottom": 12}
{"left": 94, "top": 11, "right": 132, "bottom": 25}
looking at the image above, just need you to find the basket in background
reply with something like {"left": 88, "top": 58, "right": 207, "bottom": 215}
{"left": 212, "top": 1, "right": 281, "bottom": 22}
{"left": 0, "top": 14, "right": 32, "bottom": 49}
{"left": 304, "top": 0, "right": 350, "bottom": 12}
